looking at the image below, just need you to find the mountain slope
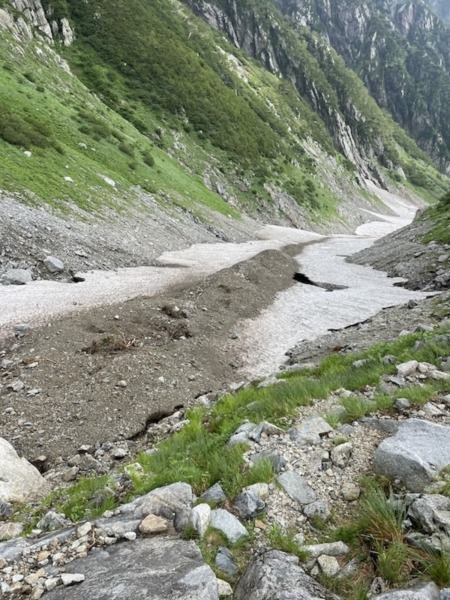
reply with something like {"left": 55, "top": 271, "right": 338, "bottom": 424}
{"left": 273, "top": 0, "right": 450, "bottom": 173}
{"left": 0, "top": 0, "right": 447, "bottom": 238}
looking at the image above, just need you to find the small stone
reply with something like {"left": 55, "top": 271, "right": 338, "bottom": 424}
{"left": 317, "top": 555, "right": 341, "bottom": 577}
{"left": 330, "top": 442, "right": 352, "bottom": 468}
{"left": 77, "top": 522, "right": 92, "bottom": 537}
{"left": 111, "top": 447, "right": 128, "bottom": 459}
{"left": 61, "top": 573, "right": 85, "bottom": 586}
{"left": 2, "top": 269, "right": 32, "bottom": 285}
{"left": 7, "top": 380, "right": 25, "bottom": 393}
{"left": 217, "top": 579, "right": 233, "bottom": 597}
{"left": 341, "top": 482, "right": 360, "bottom": 502}
{"left": 216, "top": 546, "right": 237, "bottom": 578}
{"left": 210, "top": 509, "right": 249, "bottom": 544}
{"left": 189, "top": 504, "right": 211, "bottom": 538}
{"left": 123, "top": 532, "right": 137, "bottom": 540}
{"left": 200, "top": 482, "right": 227, "bottom": 504}
{"left": 394, "top": 398, "right": 411, "bottom": 411}
{"left": 0, "top": 522, "right": 23, "bottom": 541}
{"left": 397, "top": 360, "right": 418, "bottom": 378}
{"left": 45, "top": 578, "right": 59, "bottom": 592}
{"left": 62, "top": 466, "right": 79, "bottom": 482}
{"left": 278, "top": 471, "right": 316, "bottom": 505}
{"left": 233, "top": 490, "right": 265, "bottom": 520}
{"left": 44, "top": 256, "right": 64, "bottom": 274}
{"left": 301, "top": 541, "right": 350, "bottom": 559}
{"left": 303, "top": 500, "right": 330, "bottom": 521}
{"left": 139, "top": 514, "right": 169, "bottom": 535}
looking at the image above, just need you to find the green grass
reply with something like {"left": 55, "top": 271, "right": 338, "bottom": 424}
{"left": 422, "top": 191, "right": 450, "bottom": 244}
{"left": 267, "top": 525, "right": 309, "bottom": 560}
{"left": 0, "top": 31, "right": 238, "bottom": 218}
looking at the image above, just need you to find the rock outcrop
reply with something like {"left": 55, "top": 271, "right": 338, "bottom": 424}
{"left": 45, "top": 538, "right": 219, "bottom": 600}
{"left": 0, "top": 0, "right": 73, "bottom": 44}
{"left": 234, "top": 550, "right": 341, "bottom": 600}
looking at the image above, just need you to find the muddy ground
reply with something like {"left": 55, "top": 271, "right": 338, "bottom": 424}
{"left": 0, "top": 247, "right": 302, "bottom": 467}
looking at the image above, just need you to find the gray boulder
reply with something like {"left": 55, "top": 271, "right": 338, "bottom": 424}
{"left": 233, "top": 490, "right": 265, "bottom": 520}
{"left": 372, "top": 582, "right": 440, "bottom": 599}
{"left": 251, "top": 449, "right": 286, "bottom": 473}
{"left": 201, "top": 483, "right": 226, "bottom": 504}
{"left": 2, "top": 268, "right": 32, "bottom": 285}
{"left": 216, "top": 546, "right": 238, "bottom": 578}
{"left": 234, "top": 550, "right": 341, "bottom": 599}
{"left": 0, "top": 437, "right": 50, "bottom": 504}
{"left": 45, "top": 538, "right": 219, "bottom": 599}
{"left": 374, "top": 419, "right": 450, "bottom": 491}
{"left": 407, "top": 494, "right": 450, "bottom": 535}
{"left": 210, "top": 509, "right": 249, "bottom": 544}
{"left": 289, "top": 417, "right": 333, "bottom": 445}
{"left": 44, "top": 256, "right": 64, "bottom": 273}
{"left": 278, "top": 472, "right": 316, "bottom": 505}
{"left": 109, "top": 482, "right": 193, "bottom": 532}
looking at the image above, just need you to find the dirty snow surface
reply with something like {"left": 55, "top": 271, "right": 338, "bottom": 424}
{"left": 0, "top": 185, "right": 431, "bottom": 378}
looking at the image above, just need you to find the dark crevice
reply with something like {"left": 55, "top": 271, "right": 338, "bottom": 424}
{"left": 128, "top": 409, "right": 180, "bottom": 441}
{"left": 293, "top": 272, "right": 349, "bottom": 291}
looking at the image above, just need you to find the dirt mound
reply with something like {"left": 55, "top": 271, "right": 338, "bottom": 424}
{"left": 0, "top": 248, "right": 299, "bottom": 467}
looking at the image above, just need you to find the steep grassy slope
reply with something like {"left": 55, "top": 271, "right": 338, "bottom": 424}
{"left": 0, "top": 0, "right": 447, "bottom": 227}
{"left": 422, "top": 190, "right": 450, "bottom": 244}
{"left": 0, "top": 28, "right": 239, "bottom": 218}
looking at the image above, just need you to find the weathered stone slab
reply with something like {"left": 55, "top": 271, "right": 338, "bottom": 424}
{"left": 374, "top": 419, "right": 450, "bottom": 492}
{"left": 278, "top": 471, "right": 316, "bottom": 505}
{"left": 0, "top": 437, "right": 50, "bottom": 504}
{"left": 45, "top": 538, "right": 219, "bottom": 599}
{"left": 234, "top": 550, "right": 341, "bottom": 600}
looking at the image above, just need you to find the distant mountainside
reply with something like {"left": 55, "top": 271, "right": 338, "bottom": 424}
{"left": 425, "top": 0, "right": 450, "bottom": 22}
{"left": 267, "top": 0, "right": 450, "bottom": 173}
{"left": 0, "top": 0, "right": 448, "bottom": 230}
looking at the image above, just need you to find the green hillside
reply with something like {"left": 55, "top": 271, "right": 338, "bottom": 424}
{"left": 0, "top": 0, "right": 448, "bottom": 223}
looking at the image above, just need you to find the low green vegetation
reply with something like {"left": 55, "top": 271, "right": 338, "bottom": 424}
{"left": 322, "top": 479, "right": 450, "bottom": 594}
{"left": 267, "top": 525, "right": 309, "bottom": 560}
{"left": 422, "top": 190, "right": 450, "bottom": 244}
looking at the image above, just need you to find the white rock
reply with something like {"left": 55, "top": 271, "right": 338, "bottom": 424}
{"left": 189, "top": 503, "right": 211, "bottom": 539}
{"left": 61, "top": 573, "right": 85, "bottom": 586}
{"left": 77, "top": 522, "right": 92, "bottom": 538}
{"left": 317, "top": 555, "right": 341, "bottom": 577}
{"left": 396, "top": 360, "right": 418, "bottom": 378}
{"left": 217, "top": 578, "right": 233, "bottom": 597}
{"left": 0, "top": 437, "right": 50, "bottom": 504}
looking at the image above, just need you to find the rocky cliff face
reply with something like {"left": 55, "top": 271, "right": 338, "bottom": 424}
{"left": 273, "top": 0, "right": 450, "bottom": 173}
{"left": 0, "top": 0, "right": 73, "bottom": 44}
{"left": 186, "top": 0, "right": 390, "bottom": 184}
